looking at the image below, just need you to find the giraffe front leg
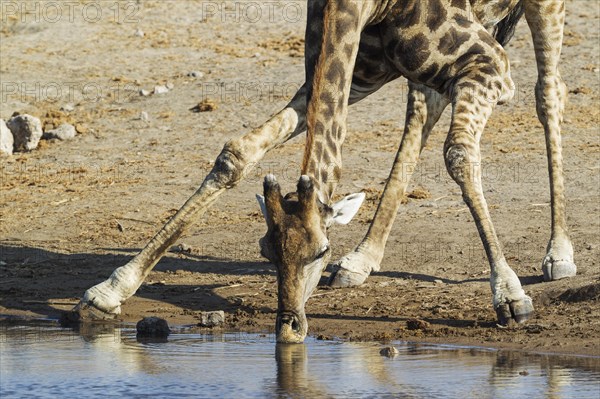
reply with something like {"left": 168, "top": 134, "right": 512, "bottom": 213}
{"left": 74, "top": 87, "right": 308, "bottom": 320}
{"left": 524, "top": 0, "right": 575, "bottom": 281}
{"left": 330, "top": 83, "right": 449, "bottom": 287}
{"left": 445, "top": 81, "right": 533, "bottom": 325}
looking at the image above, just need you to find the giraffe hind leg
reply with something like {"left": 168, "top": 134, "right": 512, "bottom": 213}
{"left": 329, "top": 83, "right": 449, "bottom": 287}
{"left": 445, "top": 74, "right": 533, "bottom": 325}
{"left": 524, "top": 0, "right": 575, "bottom": 281}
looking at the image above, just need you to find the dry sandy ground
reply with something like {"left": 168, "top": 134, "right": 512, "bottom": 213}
{"left": 1, "top": 1, "right": 599, "bottom": 355}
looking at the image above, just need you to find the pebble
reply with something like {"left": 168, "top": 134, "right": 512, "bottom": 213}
{"left": 140, "top": 111, "right": 149, "bottom": 122}
{"left": 134, "top": 28, "right": 144, "bottom": 37}
{"left": 7, "top": 114, "right": 43, "bottom": 152}
{"left": 43, "top": 123, "right": 77, "bottom": 140}
{"left": 60, "top": 103, "right": 75, "bottom": 112}
{"left": 166, "top": 82, "right": 175, "bottom": 90}
{"left": 139, "top": 89, "right": 151, "bottom": 96}
{"left": 187, "top": 71, "right": 204, "bottom": 79}
{"left": 153, "top": 85, "right": 169, "bottom": 95}
{"left": 0, "top": 119, "right": 14, "bottom": 155}
{"left": 136, "top": 317, "right": 171, "bottom": 337}
{"left": 406, "top": 318, "right": 431, "bottom": 331}
{"left": 379, "top": 346, "right": 399, "bottom": 358}
{"left": 199, "top": 310, "right": 225, "bottom": 327}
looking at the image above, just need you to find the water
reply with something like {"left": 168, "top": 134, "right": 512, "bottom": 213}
{"left": 1, "top": 321, "right": 599, "bottom": 399}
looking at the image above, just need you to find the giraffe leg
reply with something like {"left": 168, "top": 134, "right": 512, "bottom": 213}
{"left": 445, "top": 80, "right": 534, "bottom": 325}
{"left": 524, "top": 0, "right": 575, "bottom": 281}
{"left": 329, "top": 83, "right": 449, "bottom": 287}
{"left": 74, "top": 86, "right": 308, "bottom": 319}
{"left": 74, "top": 71, "right": 389, "bottom": 320}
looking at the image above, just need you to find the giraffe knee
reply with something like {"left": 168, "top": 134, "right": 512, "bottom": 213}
{"left": 444, "top": 144, "right": 474, "bottom": 185}
{"left": 212, "top": 141, "right": 249, "bottom": 188}
{"left": 535, "top": 75, "right": 567, "bottom": 123}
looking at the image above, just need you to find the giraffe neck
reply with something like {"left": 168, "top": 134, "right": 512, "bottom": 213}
{"left": 300, "top": 0, "right": 367, "bottom": 204}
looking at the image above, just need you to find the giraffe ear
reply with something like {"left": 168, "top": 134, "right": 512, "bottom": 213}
{"left": 330, "top": 192, "right": 365, "bottom": 226}
{"left": 256, "top": 194, "right": 267, "bottom": 221}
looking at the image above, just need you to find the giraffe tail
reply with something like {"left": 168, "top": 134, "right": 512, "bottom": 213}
{"left": 492, "top": 1, "right": 525, "bottom": 47}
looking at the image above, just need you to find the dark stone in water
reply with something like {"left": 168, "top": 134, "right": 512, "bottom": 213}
{"left": 380, "top": 346, "right": 399, "bottom": 358}
{"left": 199, "top": 311, "right": 225, "bottom": 327}
{"left": 136, "top": 317, "right": 171, "bottom": 337}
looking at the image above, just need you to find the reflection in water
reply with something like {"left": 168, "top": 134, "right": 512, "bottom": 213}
{"left": 1, "top": 321, "right": 599, "bottom": 399}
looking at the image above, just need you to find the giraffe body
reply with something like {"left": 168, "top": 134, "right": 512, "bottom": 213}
{"left": 75, "top": 0, "right": 576, "bottom": 344}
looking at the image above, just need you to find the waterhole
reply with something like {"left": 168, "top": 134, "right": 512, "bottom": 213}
{"left": 1, "top": 321, "right": 598, "bottom": 398}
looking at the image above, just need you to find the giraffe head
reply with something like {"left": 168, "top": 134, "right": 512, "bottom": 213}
{"left": 256, "top": 174, "right": 365, "bottom": 343}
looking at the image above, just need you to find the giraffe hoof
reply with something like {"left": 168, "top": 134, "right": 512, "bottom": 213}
{"left": 495, "top": 296, "right": 534, "bottom": 326}
{"left": 73, "top": 300, "right": 120, "bottom": 321}
{"left": 328, "top": 267, "right": 369, "bottom": 288}
{"left": 328, "top": 252, "right": 374, "bottom": 288}
{"left": 542, "top": 257, "right": 577, "bottom": 282}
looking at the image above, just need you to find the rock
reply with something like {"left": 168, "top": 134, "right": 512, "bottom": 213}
{"left": 7, "top": 114, "right": 43, "bottom": 152}
{"left": 75, "top": 123, "right": 88, "bottom": 134}
{"left": 43, "top": 123, "right": 77, "bottom": 140}
{"left": 153, "top": 85, "right": 169, "bottom": 95}
{"left": 166, "top": 82, "right": 175, "bottom": 90}
{"left": 406, "top": 318, "right": 431, "bottom": 331}
{"left": 171, "top": 243, "right": 191, "bottom": 253}
{"left": 139, "top": 89, "right": 151, "bottom": 96}
{"left": 199, "top": 310, "right": 225, "bottom": 327}
{"left": 188, "top": 71, "right": 204, "bottom": 79}
{"left": 140, "top": 111, "right": 149, "bottom": 122}
{"left": 134, "top": 28, "right": 144, "bottom": 37}
{"left": 60, "top": 103, "right": 75, "bottom": 112}
{"left": 190, "top": 99, "right": 217, "bottom": 113}
{"left": 136, "top": 317, "right": 171, "bottom": 337}
{"left": 0, "top": 119, "right": 14, "bottom": 155}
{"left": 379, "top": 346, "right": 399, "bottom": 358}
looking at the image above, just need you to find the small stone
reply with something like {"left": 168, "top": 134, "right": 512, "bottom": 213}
{"left": 519, "top": 370, "right": 529, "bottom": 376}
{"left": 60, "top": 103, "right": 75, "bottom": 112}
{"left": 7, "top": 114, "right": 43, "bottom": 152}
{"left": 43, "top": 123, "right": 77, "bottom": 140}
{"left": 139, "top": 89, "right": 151, "bottom": 96}
{"left": 136, "top": 317, "right": 171, "bottom": 337}
{"left": 134, "top": 28, "right": 144, "bottom": 37}
{"left": 199, "top": 310, "right": 225, "bottom": 327}
{"left": 165, "top": 82, "right": 175, "bottom": 90}
{"left": 406, "top": 318, "right": 431, "bottom": 331}
{"left": 75, "top": 124, "right": 88, "bottom": 134}
{"left": 140, "top": 111, "right": 149, "bottom": 122}
{"left": 0, "top": 119, "right": 14, "bottom": 155}
{"left": 586, "top": 243, "right": 593, "bottom": 250}
{"left": 153, "top": 85, "right": 169, "bottom": 95}
{"left": 171, "top": 243, "right": 191, "bottom": 253}
{"left": 190, "top": 99, "right": 217, "bottom": 112}
{"left": 379, "top": 346, "right": 399, "bottom": 358}
{"left": 188, "top": 71, "right": 204, "bottom": 79}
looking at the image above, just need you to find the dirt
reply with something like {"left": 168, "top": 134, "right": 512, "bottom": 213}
{"left": 1, "top": 1, "right": 599, "bottom": 356}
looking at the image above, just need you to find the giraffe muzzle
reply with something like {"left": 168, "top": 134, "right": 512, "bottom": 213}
{"left": 276, "top": 311, "right": 307, "bottom": 343}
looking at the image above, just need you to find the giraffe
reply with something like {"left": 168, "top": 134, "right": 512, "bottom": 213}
{"left": 74, "top": 0, "right": 576, "bottom": 343}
